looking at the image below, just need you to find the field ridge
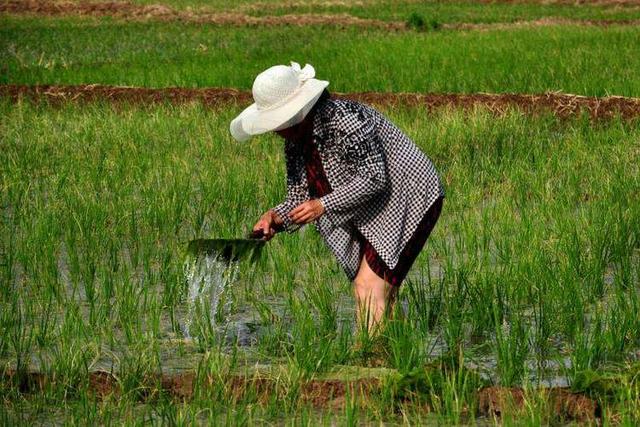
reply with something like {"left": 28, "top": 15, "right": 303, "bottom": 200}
{"left": 1, "top": 367, "right": 599, "bottom": 422}
{"left": 4, "top": 83, "right": 640, "bottom": 120}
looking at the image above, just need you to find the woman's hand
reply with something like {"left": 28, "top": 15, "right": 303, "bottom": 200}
{"left": 289, "top": 199, "right": 325, "bottom": 224}
{"left": 253, "top": 210, "right": 283, "bottom": 240}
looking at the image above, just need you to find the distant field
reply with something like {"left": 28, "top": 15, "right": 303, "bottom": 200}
{"left": 122, "top": 0, "right": 640, "bottom": 23}
{"left": 3, "top": 16, "right": 640, "bottom": 96}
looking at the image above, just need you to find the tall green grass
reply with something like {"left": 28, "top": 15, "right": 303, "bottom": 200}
{"left": 2, "top": 16, "right": 640, "bottom": 96}
{"left": 1, "top": 99, "right": 639, "bottom": 423}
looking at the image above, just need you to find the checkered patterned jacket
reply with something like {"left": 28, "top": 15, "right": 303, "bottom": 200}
{"left": 272, "top": 97, "right": 445, "bottom": 280}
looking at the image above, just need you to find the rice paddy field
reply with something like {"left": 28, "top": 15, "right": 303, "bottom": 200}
{"left": 2, "top": 1, "right": 640, "bottom": 425}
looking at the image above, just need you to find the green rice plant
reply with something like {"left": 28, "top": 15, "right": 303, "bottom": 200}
{"left": 435, "top": 365, "right": 481, "bottom": 424}
{"left": 302, "top": 268, "right": 338, "bottom": 338}
{"left": 499, "top": 394, "right": 543, "bottom": 426}
{"left": 465, "top": 269, "right": 501, "bottom": 341}
{"left": 614, "top": 372, "right": 640, "bottom": 424}
{"left": 0, "top": 304, "right": 10, "bottom": 358}
{"left": 601, "top": 285, "right": 640, "bottom": 359}
{"left": 570, "top": 313, "right": 606, "bottom": 374}
{"left": 327, "top": 317, "right": 353, "bottom": 366}
{"left": 381, "top": 308, "right": 428, "bottom": 374}
{"left": 191, "top": 349, "right": 236, "bottom": 402}
{"left": 440, "top": 264, "right": 471, "bottom": 363}
{"left": 404, "top": 268, "right": 444, "bottom": 334}
{"left": 222, "top": 404, "right": 252, "bottom": 427}
{"left": 114, "top": 274, "right": 149, "bottom": 344}
{"left": 526, "top": 252, "right": 555, "bottom": 367}
{"left": 74, "top": 392, "right": 105, "bottom": 426}
{"left": 33, "top": 292, "right": 55, "bottom": 348}
{"left": 42, "top": 340, "right": 97, "bottom": 400}
{"left": 249, "top": 295, "right": 290, "bottom": 358}
{"left": 150, "top": 396, "right": 180, "bottom": 425}
{"left": 351, "top": 295, "right": 382, "bottom": 365}
{"left": 505, "top": 385, "right": 553, "bottom": 426}
{"left": 343, "top": 384, "right": 359, "bottom": 427}
{"left": 7, "top": 297, "right": 35, "bottom": 379}
{"left": 0, "top": 224, "right": 15, "bottom": 306}
{"left": 492, "top": 310, "right": 528, "bottom": 387}
{"left": 117, "top": 344, "right": 162, "bottom": 401}
{"left": 286, "top": 292, "right": 335, "bottom": 376}
{"left": 391, "top": 360, "right": 482, "bottom": 423}
{"left": 190, "top": 295, "right": 220, "bottom": 351}
{"left": 272, "top": 366, "right": 306, "bottom": 416}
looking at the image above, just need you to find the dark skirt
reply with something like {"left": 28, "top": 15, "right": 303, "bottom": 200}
{"left": 301, "top": 135, "right": 442, "bottom": 287}
{"left": 355, "top": 197, "right": 442, "bottom": 286}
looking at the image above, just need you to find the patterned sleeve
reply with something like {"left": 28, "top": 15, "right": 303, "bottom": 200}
{"left": 319, "top": 108, "right": 388, "bottom": 215}
{"left": 271, "top": 140, "right": 308, "bottom": 233}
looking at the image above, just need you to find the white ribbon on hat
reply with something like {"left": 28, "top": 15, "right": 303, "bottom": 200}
{"left": 291, "top": 61, "right": 315, "bottom": 83}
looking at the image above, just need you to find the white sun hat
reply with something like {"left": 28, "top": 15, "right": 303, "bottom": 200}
{"left": 230, "top": 61, "right": 330, "bottom": 142}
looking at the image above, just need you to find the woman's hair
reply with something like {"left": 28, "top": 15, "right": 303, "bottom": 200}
{"left": 317, "top": 89, "right": 331, "bottom": 103}
{"left": 308, "top": 89, "right": 331, "bottom": 116}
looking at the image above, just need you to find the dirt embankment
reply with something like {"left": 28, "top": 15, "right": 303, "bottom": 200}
{"left": 477, "top": 386, "right": 599, "bottom": 423}
{"left": 1, "top": 368, "right": 599, "bottom": 422}
{"left": 3, "top": 84, "right": 640, "bottom": 121}
{"left": 0, "top": 0, "right": 405, "bottom": 30}
{"left": 2, "top": 0, "right": 640, "bottom": 30}
{"left": 484, "top": 0, "right": 640, "bottom": 5}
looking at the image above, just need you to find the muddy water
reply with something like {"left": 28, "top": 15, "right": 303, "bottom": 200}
{"left": 9, "top": 247, "right": 634, "bottom": 387}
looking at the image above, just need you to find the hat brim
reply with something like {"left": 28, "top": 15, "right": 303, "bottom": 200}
{"left": 230, "top": 79, "right": 329, "bottom": 142}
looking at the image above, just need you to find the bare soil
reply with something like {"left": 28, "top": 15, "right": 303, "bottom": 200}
{"left": 243, "top": 0, "right": 640, "bottom": 10}
{"left": 485, "top": 0, "right": 640, "bottom": 6}
{"left": 447, "top": 16, "right": 640, "bottom": 31}
{"left": 0, "top": 0, "right": 405, "bottom": 30}
{"left": 478, "top": 386, "right": 599, "bottom": 423}
{"left": 3, "top": 84, "right": 640, "bottom": 120}
{"left": 2, "top": 0, "right": 639, "bottom": 30}
{"left": 1, "top": 368, "right": 600, "bottom": 421}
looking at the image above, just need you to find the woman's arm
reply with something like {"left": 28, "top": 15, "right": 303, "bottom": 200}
{"left": 270, "top": 140, "right": 309, "bottom": 232}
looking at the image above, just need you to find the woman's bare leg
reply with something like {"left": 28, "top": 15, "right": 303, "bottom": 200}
{"left": 353, "top": 256, "right": 398, "bottom": 335}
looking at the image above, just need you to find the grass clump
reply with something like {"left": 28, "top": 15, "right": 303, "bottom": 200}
{"left": 406, "top": 12, "right": 440, "bottom": 32}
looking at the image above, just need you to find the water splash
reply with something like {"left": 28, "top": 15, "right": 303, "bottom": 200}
{"left": 182, "top": 254, "right": 239, "bottom": 339}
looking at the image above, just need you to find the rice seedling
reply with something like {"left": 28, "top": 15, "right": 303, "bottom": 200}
{"left": 1, "top": 97, "right": 638, "bottom": 423}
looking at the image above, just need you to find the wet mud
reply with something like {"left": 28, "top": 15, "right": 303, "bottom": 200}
{"left": 1, "top": 368, "right": 599, "bottom": 421}
{"left": 2, "top": 1, "right": 639, "bottom": 30}
{"left": 3, "top": 84, "right": 640, "bottom": 121}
